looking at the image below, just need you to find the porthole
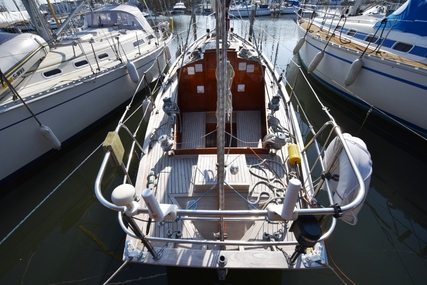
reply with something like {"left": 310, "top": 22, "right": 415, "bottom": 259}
{"left": 74, "top": 60, "right": 88, "bottom": 67}
{"left": 347, "top": 29, "right": 357, "bottom": 37}
{"left": 364, "top": 34, "right": 379, "bottom": 43}
{"left": 98, "top": 53, "right": 109, "bottom": 59}
{"left": 43, "top": 69, "right": 61, "bottom": 77}
{"left": 133, "top": 39, "right": 145, "bottom": 47}
{"left": 393, "top": 42, "right": 413, "bottom": 53}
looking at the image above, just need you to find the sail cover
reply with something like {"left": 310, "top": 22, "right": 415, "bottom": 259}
{"left": 0, "top": 11, "right": 30, "bottom": 28}
{"left": 374, "top": 0, "right": 427, "bottom": 36}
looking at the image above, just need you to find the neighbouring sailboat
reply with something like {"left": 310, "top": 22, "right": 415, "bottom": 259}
{"left": 0, "top": 2, "right": 172, "bottom": 184}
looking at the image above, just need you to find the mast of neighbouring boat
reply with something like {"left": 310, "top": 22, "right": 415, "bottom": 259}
{"left": 46, "top": 0, "right": 60, "bottom": 29}
{"left": 54, "top": 1, "right": 86, "bottom": 38}
{"left": 21, "top": 0, "right": 54, "bottom": 44}
{"left": 215, "top": 0, "right": 231, "bottom": 242}
{"left": 349, "top": 0, "right": 364, "bottom": 16}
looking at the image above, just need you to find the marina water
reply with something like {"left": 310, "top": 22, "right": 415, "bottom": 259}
{"left": 1, "top": 14, "right": 426, "bottom": 284}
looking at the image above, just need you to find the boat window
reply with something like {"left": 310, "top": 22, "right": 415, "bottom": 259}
{"left": 147, "top": 35, "right": 155, "bottom": 40}
{"left": 187, "top": 66, "right": 195, "bottom": 75}
{"left": 347, "top": 29, "right": 357, "bottom": 37}
{"left": 392, "top": 42, "right": 413, "bottom": 53}
{"left": 364, "top": 34, "right": 379, "bottom": 43}
{"left": 195, "top": 64, "right": 203, "bottom": 72}
{"left": 98, "top": 53, "right": 109, "bottom": 59}
{"left": 43, "top": 69, "right": 62, "bottom": 77}
{"left": 87, "top": 11, "right": 143, "bottom": 30}
{"left": 74, "top": 60, "right": 88, "bottom": 67}
{"left": 133, "top": 39, "right": 145, "bottom": 47}
{"left": 197, "top": 86, "right": 204, "bottom": 93}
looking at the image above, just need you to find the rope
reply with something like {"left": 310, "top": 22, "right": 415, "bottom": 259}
{"left": 0, "top": 143, "right": 103, "bottom": 246}
{"left": 325, "top": 241, "right": 356, "bottom": 285}
{"left": 102, "top": 259, "right": 130, "bottom": 285}
{"left": 247, "top": 158, "right": 288, "bottom": 210}
{"left": 0, "top": 69, "right": 42, "bottom": 126}
{"left": 0, "top": 41, "right": 170, "bottom": 244}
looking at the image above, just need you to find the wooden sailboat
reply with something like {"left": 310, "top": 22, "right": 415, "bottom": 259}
{"left": 95, "top": 0, "right": 372, "bottom": 282}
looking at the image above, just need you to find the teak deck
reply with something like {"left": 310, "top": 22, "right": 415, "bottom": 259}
{"left": 127, "top": 36, "right": 310, "bottom": 269}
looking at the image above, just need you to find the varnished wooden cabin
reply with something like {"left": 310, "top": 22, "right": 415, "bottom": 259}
{"left": 174, "top": 45, "right": 269, "bottom": 155}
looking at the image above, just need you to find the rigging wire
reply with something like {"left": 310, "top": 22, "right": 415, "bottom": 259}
{"left": 0, "top": 142, "right": 102, "bottom": 246}
{"left": 0, "top": 46, "right": 169, "bottom": 246}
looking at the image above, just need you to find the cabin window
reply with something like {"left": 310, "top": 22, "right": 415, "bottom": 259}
{"left": 74, "top": 60, "right": 88, "bottom": 67}
{"left": 133, "top": 39, "right": 145, "bottom": 47}
{"left": 197, "top": 86, "right": 205, "bottom": 93}
{"left": 237, "top": 84, "right": 245, "bottom": 92}
{"left": 187, "top": 66, "right": 195, "bottom": 75}
{"left": 246, "top": 64, "right": 254, "bottom": 73}
{"left": 43, "top": 69, "right": 61, "bottom": 77}
{"left": 392, "top": 42, "right": 413, "bottom": 53}
{"left": 88, "top": 11, "right": 143, "bottom": 30}
{"left": 347, "top": 29, "right": 357, "bottom": 37}
{"left": 98, "top": 53, "right": 109, "bottom": 59}
{"left": 195, "top": 64, "right": 203, "bottom": 72}
{"left": 239, "top": 62, "right": 247, "bottom": 70}
{"left": 364, "top": 34, "right": 379, "bottom": 43}
{"left": 147, "top": 35, "right": 155, "bottom": 40}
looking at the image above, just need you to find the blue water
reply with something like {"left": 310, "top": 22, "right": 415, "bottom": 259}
{"left": 1, "top": 14, "right": 426, "bottom": 285}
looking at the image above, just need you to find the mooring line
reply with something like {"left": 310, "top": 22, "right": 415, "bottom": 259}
{"left": 0, "top": 144, "right": 102, "bottom": 246}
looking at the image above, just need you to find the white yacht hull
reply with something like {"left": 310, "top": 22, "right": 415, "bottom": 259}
{"left": 229, "top": 7, "right": 271, "bottom": 17}
{"left": 0, "top": 4, "right": 173, "bottom": 184}
{"left": 0, "top": 48, "right": 169, "bottom": 183}
{"left": 296, "top": 24, "right": 427, "bottom": 136}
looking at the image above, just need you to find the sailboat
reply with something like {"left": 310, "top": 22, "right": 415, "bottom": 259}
{"left": 229, "top": 1, "right": 271, "bottom": 17}
{"left": 95, "top": 0, "right": 372, "bottom": 282}
{"left": 0, "top": 2, "right": 172, "bottom": 184}
{"left": 294, "top": 0, "right": 427, "bottom": 137}
{"left": 172, "top": 1, "right": 187, "bottom": 14}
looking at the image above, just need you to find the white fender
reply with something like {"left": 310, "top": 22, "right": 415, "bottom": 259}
{"left": 39, "top": 125, "right": 61, "bottom": 150}
{"left": 307, "top": 51, "right": 324, "bottom": 73}
{"left": 164, "top": 45, "right": 171, "bottom": 61}
{"left": 344, "top": 58, "right": 363, "bottom": 86}
{"left": 322, "top": 133, "right": 372, "bottom": 225}
{"left": 293, "top": 37, "right": 305, "bottom": 55}
{"left": 126, "top": 61, "right": 140, "bottom": 83}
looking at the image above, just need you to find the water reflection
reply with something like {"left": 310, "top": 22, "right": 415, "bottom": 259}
{"left": 286, "top": 53, "right": 427, "bottom": 284}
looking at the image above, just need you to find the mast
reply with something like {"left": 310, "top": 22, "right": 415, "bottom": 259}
{"left": 46, "top": 0, "right": 60, "bottom": 29}
{"left": 54, "top": 1, "right": 86, "bottom": 38}
{"left": 215, "top": 0, "right": 232, "bottom": 242}
{"left": 21, "top": 0, "right": 54, "bottom": 44}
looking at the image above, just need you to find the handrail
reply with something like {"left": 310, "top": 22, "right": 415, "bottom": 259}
{"left": 94, "top": 44, "right": 172, "bottom": 212}
{"left": 94, "top": 22, "right": 366, "bottom": 234}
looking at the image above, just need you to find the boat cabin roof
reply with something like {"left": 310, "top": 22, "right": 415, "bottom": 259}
{"left": 83, "top": 4, "right": 154, "bottom": 33}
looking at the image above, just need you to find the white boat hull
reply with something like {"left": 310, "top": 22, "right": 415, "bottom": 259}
{"left": 0, "top": 4, "right": 174, "bottom": 184}
{"left": 296, "top": 24, "right": 427, "bottom": 136}
{"left": 0, "top": 47, "right": 169, "bottom": 183}
{"left": 229, "top": 7, "right": 271, "bottom": 17}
